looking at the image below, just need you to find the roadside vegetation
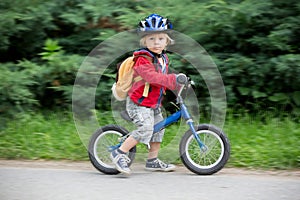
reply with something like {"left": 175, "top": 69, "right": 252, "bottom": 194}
{"left": 1, "top": 111, "right": 299, "bottom": 169}
{"left": 1, "top": 0, "right": 299, "bottom": 169}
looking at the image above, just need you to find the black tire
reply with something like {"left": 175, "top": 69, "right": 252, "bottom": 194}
{"left": 88, "top": 125, "right": 136, "bottom": 175}
{"left": 179, "top": 124, "right": 230, "bottom": 175}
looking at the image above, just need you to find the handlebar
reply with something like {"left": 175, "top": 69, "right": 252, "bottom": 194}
{"left": 177, "top": 79, "right": 192, "bottom": 104}
{"left": 177, "top": 84, "right": 185, "bottom": 97}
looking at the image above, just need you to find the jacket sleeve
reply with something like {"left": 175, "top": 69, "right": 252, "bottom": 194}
{"left": 133, "top": 56, "right": 178, "bottom": 90}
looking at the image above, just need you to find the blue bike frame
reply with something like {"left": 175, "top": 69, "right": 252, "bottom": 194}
{"left": 153, "top": 96, "right": 207, "bottom": 151}
{"left": 110, "top": 83, "right": 207, "bottom": 152}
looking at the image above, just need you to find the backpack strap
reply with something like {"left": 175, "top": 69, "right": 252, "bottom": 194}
{"left": 133, "top": 54, "right": 153, "bottom": 63}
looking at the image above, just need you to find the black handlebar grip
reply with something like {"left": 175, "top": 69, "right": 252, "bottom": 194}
{"left": 176, "top": 73, "right": 187, "bottom": 84}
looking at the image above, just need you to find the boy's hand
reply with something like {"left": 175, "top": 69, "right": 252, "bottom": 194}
{"left": 176, "top": 73, "right": 187, "bottom": 84}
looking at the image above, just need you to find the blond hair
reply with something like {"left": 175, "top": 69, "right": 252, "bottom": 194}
{"left": 139, "top": 33, "right": 174, "bottom": 47}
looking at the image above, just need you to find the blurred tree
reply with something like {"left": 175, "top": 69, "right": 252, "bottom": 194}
{"left": 0, "top": 0, "right": 299, "bottom": 119}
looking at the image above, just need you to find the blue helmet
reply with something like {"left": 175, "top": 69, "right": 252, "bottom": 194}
{"left": 138, "top": 14, "right": 173, "bottom": 33}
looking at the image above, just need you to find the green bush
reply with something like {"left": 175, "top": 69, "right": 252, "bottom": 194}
{"left": 0, "top": 39, "right": 84, "bottom": 123}
{"left": 0, "top": 62, "right": 38, "bottom": 115}
{"left": 1, "top": 0, "right": 300, "bottom": 119}
{"left": 112, "top": 0, "right": 300, "bottom": 117}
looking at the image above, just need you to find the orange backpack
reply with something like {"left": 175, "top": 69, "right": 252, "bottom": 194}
{"left": 111, "top": 55, "right": 152, "bottom": 101}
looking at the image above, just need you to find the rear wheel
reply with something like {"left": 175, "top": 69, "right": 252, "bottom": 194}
{"left": 180, "top": 124, "right": 230, "bottom": 175}
{"left": 88, "top": 125, "right": 136, "bottom": 175}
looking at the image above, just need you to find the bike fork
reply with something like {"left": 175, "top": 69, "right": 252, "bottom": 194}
{"left": 187, "top": 120, "right": 208, "bottom": 152}
{"left": 181, "top": 103, "right": 207, "bottom": 152}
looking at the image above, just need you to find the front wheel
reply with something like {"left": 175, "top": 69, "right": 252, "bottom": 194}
{"left": 179, "top": 124, "right": 230, "bottom": 175}
{"left": 88, "top": 125, "right": 136, "bottom": 175}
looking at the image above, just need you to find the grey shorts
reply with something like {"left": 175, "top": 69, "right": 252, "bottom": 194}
{"left": 126, "top": 98, "right": 165, "bottom": 144}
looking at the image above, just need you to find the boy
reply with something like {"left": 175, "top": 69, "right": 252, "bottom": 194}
{"left": 111, "top": 14, "right": 187, "bottom": 174}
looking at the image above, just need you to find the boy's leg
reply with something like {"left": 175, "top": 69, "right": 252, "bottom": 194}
{"left": 111, "top": 98, "right": 154, "bottom": 174}
{"left": 148, "top": 142, "right": 161, "bottom": 159}
{"left": 126, "top": 98, "right": 155, "bottom": 144}
{"left": 110, "top": 136, "right": 139, "bottom": 175}
{"left": 145, "top": 112, "right": 176, "bottom": 172}
{"left": 119, "top": 136, "right": 139, "bottom": 153}
{"left": 148, "top": 111, "right": 164, "bottom": 159}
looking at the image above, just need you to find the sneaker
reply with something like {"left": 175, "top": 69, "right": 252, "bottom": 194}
{"left": 145, "top": 158, "right": 176, "bottom": 172}
{"left": 110, "top": 149, "right": 131, "bottom": 175}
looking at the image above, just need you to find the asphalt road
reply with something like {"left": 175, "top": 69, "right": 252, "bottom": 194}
{"left": 1, "top": 160, "right": 299, "bottom": 200}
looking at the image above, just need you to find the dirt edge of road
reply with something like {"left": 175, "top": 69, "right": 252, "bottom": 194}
{"left": 1, "top": 159, "right": 299, "bottom": 177}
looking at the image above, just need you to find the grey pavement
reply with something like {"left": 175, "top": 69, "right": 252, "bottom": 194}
{"left": 1, "top": 160, "right": 299, "bottom": 200}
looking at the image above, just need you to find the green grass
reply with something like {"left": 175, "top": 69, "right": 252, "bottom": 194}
{"left": 0, "top": 111, "right": 299, "bottom": 169}
{"left": 0, "top": 112, "right": 86, "bottom": 160}
{"left": 224, "top": 114, "right": 300, "bottom": 169}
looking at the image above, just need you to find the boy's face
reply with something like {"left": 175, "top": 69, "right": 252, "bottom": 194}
{"left": 144, "top": 33, "right": 168, "bottom": 54}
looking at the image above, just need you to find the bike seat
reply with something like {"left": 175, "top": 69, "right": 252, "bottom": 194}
{"left": 120, "top": 110, "right": 133, "bottom": 121}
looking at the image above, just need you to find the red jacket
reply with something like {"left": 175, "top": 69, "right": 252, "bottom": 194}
{"left": 128, "top": 49, "right": 178, "bottom": 108}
